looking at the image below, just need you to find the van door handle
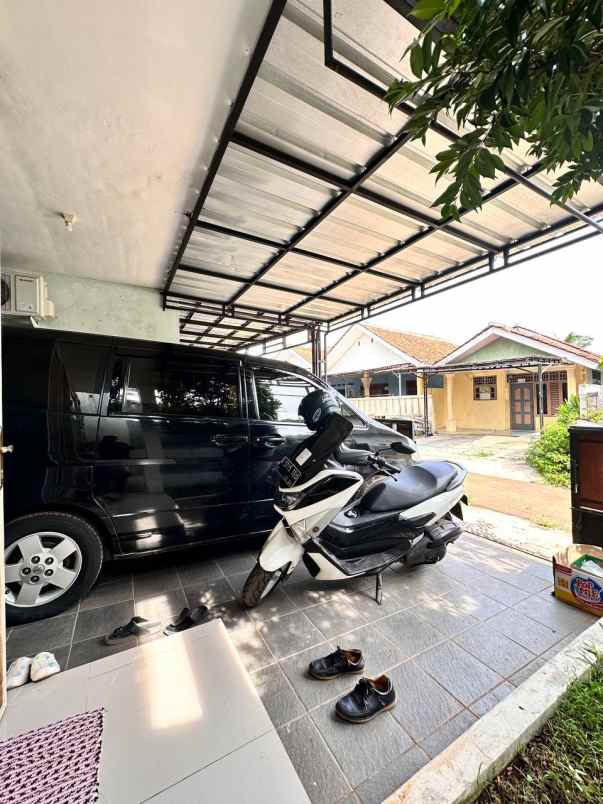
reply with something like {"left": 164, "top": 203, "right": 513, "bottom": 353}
{"left": 211, "top": 434, "right": 249, "bottom": 447}
{"left": 255, "top": 435, "right": 285, "bottom": 448}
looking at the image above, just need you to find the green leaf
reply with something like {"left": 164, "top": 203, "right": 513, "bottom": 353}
{"left": 410, "top": 44, "right": 424, "bottom": 78}
{"left": 422, "top": 33, "right": 433, "bottom": 72}
{"left": 532, "top": 17, "right": 564, "bottom": 45}
{"left": 411, "top": 0, "right": 446, "bottom": 21}
{"left": 584, "top": 130, "right": 594, "bottom": 152}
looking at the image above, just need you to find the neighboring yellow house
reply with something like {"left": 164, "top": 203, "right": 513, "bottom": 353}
{"left": 432, "top": 324, "right": 601, "bottom": 433}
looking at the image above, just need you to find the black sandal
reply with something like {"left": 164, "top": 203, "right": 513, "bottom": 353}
{"left": 104, "top": 616, "right": 161, "bottom": 645}
{"left": 164, "top": 606, "right": 209, "bottom": 635}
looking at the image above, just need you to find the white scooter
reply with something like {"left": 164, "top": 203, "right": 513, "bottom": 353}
{"left": 242, "top": 392, "right": 467, "bottom": 608}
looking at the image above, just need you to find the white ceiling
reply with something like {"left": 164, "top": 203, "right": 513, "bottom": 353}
{"left": 0, "top": 0, "right": 271, "bottom": 287}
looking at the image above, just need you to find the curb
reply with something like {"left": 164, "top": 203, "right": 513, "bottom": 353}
{"left": 384, "top": 618, "right": 603, "bottom": 804}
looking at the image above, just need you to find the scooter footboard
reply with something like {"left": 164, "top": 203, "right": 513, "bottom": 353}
{"left": 258, "top": 521, "right": 304, "bottom": 573}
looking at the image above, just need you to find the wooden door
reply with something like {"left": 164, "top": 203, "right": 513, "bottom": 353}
{"left": 511, "top": 382, "right": 535, "bottom": 430}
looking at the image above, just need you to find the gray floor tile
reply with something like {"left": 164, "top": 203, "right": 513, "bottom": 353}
{"left": 133, "top": 567, "right": 181, "bottom": 599}
{"left": 7, "top": 612, "right": 76, "bottom": 659}
{"left": 341, "top": 623, "right": 404, "bottom": 677}
{"left": 417, "top": 641, "right": 503, "bottom": 706}
{"left": 337, "top": 793, "right": 362, "bottom": 804}
{"left": 355, "top": 744, "right": 429, "bottom": 804}
{"left": 279, "top": 715, "right": 351, "bottom": 804}
{"left": 280, "top": 642, "right": 353, "bottom": 710}
{"left": 442, "top": 588, "right": 506, "bottom": 621}
{"left": 211, "top": 603, "right": 275, "bottom": 673}
{"left": 342, "top": 584, "right": 411, "bottom": 619}
{"left": 221, "top": 571, "right": 298, "bottom": 621}
{"left": 251, "top": 663, "right": 305, "bottom": 728}
{"left": 175, "top": 556, "right": 223, "bottom": 587}
{"left": 454, "top": 622, "right": 536, "bottom": 677}
{"left": 420, "top": 709, "right": 477, "bottom": 758}
{"left": 257, "top": 610, "right": 324, "bottom": 660}
{"left": 386, "top": 565, "right": 459, "bottom": 600}
{"left": 500, "top": 568, "right": 553, "bottom": 594}
{"left": 487, "top": 608, "right": 565, "bottom": 654}
{"left": 73, "top": 600, "right": 135, "bottom": 643}
{"left": 182, "top": 578, "right": 235, "bottom": 609}
{"left": 413, "top": 595, "right": 480, "bottom": 637}
{"left": 80, "top": 575, "right": 133, "bottom": 611}
{"left": 215, "top": 550, "right": 257, "bottom": 576}
{"left": 282, "top": 574, "right": 339, "bottom": 610}
{"left": 134, "top": 588, "right": 187, "bottom": 623}
{"left": 377, "top": 610, "right": 446, "bottom": 660}
{"left": 513, "top": 593, "right": 597, "bottom": 636}
{"left": 469, "top": 682, "right": 515, "bottom": 717}
{"left": 508, "top": 656, "right": 547, "bottom": 687}
{"left": 68, "top": 633, "right": 137, "bottom": 670}
{"left": 311, "top": 703, "right": 413, "bottom": 788}
{"left": 305, "top": 597, "right": 369, "bottom": 640}
{"left": 388, "top": 660, "right": 463, "bottom": 741}
{"left": 438, "top": 558, "right": 529, "bottom": 606}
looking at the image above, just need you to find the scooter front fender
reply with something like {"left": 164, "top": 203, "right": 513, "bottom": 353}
{"left": 258, "top": 521, "right": 304, "bottom": 573}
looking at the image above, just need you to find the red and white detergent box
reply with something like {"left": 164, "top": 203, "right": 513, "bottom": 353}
{"left": 553, "top": 544, "right": 603, "bottom": 616}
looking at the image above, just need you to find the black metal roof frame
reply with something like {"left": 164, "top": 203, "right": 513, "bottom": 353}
{"left": 327, "top": 355, "right": 563, "bottom": 380}
{"left": 164, "top": 0, "right": 603, "bottom": 353}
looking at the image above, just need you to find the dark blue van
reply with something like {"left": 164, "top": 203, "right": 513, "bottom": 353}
{"left": 3, "top": 328, "right": 402, "bottom": 623}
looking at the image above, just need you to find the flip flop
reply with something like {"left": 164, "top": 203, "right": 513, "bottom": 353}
{"left": 164, "top": 606, "right": 209, "bottom": 635}
{"left": 30, "top": 652, "right": 61, "bottom": 682}
{"left": 7, "top": 656, "right": 32, "bottom": 689}
{"left": 104, "top": 616, "right": 161, "bottom": 645}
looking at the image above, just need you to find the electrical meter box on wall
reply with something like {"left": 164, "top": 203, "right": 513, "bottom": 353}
{"left": 554, "top": 544, "right": 603, "bottom": 616}
{"left": 1, "top": 270, "right": 55, "bottom": 320}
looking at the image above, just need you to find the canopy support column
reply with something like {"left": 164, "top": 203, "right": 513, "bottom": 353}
{"left": 537, "top": 364, "right": 545, "bottom": 431}
{"left": 422, "top": 373, "right": 430, "bottom": 438}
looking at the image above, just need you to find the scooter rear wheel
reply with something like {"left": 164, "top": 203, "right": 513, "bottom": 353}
{"left": 241, "top": 563, "right": 285, "bottom": 608}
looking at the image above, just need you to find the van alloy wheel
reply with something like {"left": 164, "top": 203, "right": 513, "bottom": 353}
{"left": 5, "top": 531, "right": 83, "bottom": 607}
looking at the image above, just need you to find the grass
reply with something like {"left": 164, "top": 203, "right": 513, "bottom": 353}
{"left": 478, "top": 656, "right": 603, "bottom": 804}
{"left": 532, "top": 515, "right": 558, "bottom": 530}
{"left": 470, "top": 448, "right": 495, "bottom": 458}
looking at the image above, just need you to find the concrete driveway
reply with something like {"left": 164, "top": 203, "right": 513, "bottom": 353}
{"left": 415, "top": 433, "right": 540, "bottom": 483}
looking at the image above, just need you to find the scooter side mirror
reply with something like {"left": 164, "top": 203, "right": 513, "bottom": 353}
{"left": 390, "top": 440, "right": 416, "bottom": 456}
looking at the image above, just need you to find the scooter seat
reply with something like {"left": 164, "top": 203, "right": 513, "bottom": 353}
{"left": 362, "top": 461, "right": 464, "bottom": 513}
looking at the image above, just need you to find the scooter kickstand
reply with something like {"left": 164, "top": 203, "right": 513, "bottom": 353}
{"left": 375, "top": 572, "right": 383, "bottom": 606}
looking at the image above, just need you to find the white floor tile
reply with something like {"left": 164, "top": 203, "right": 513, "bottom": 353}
{"left": 93, "top": 620, "right": 273, "bottom": 803}
{"left": 145, "top": 731, "right": 310, "bottom": 803}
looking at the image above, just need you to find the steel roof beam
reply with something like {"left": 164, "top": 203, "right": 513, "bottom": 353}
{"left": 177, "top": 262, "right": 355, "bottom": 307}
{"left": 193, "top": 220, "right": 422, "bottom": 286}
{"left": 162, "top": 0, "right": 286, "bottom": 300}
{"left": 165, "top": 290, "right": 319, "bottom": 325}
{"left": 230, "top": 132, "right": 496, "bottom": 253}
{"left": 323, "top": 0, "right": 603, "bottom": 237}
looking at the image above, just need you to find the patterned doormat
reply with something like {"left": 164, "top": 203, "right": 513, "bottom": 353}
{"left": 0, "top": 709, "right": 104, "bottom": 804}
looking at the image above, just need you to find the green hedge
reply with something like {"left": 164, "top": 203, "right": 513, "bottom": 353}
{"left": 527, "top": 396, "right": 603, "bottom": 487}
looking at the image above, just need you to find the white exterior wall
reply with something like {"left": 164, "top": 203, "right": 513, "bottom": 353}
{"left": 329, "top": 330, "right": 405, "bottom": 373}
{"left": 35, "top": 272, "right": 179, "bottom": 343}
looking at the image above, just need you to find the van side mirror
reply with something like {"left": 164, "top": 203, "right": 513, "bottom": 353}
{"left": 391, "top": 440, "right": 416, "bottom": 456}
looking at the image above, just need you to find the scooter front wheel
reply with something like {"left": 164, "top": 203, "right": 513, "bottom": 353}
{"left": 241, "top": 563, "right": 286, "bottom": 608}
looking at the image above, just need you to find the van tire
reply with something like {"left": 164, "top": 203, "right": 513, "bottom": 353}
{"left": 5, "top": 512, "right": 104, "bottom": 626}
{"left": 241, "top": 563, "right": 284, "bottom": 608}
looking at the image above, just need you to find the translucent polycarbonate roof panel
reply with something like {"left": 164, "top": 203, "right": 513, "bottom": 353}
{"left": 168, "top": 0, "right": 603, "bottom": 351}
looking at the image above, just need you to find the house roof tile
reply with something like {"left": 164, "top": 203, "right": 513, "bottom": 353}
{"left": 364, "top": 325, "right": 457, "bottom": 364}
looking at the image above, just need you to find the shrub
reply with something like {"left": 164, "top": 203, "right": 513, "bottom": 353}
{"left": 527, "top": 395, "right": 602, "bottom": 487}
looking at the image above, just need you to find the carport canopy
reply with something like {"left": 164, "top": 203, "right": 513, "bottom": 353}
{"left": 165, "top": 0, "right": 603, "bottom": 365}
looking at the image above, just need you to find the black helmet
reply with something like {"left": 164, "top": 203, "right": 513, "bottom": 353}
{"left": 299, "top": 389, "right": 339, "bottom": 431}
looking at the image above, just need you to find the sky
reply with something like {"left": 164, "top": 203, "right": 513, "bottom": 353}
{"left": 369, "top": 235, "right": 603, "bottom": 354}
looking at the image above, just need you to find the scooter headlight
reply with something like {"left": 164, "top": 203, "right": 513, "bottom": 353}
{"left": 275, "top": 489, "right": 303, "bottom": 511}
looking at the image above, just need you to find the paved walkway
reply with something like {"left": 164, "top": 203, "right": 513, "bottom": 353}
{"left": 415, "top": 433, "right": 540, "bottom": 483}
{"left": 7, "top": 533, "right": 596, "bottom": 804}
{"left": 465, "top": 506, "right": 572, "bottom": 561}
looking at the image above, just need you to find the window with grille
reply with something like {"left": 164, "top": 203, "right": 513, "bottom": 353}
{"left": 474, "top": 376, "right": 497, "bottom": 400}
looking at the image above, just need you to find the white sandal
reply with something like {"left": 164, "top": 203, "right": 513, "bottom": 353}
{"left": 30, "top": 651, "right": 61, "bottom": 682}
{"left": 7, "top": 657, "right": 33, "bottom": 689}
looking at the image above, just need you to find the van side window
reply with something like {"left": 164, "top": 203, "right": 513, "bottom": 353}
{"left": 50, "top": 343, "right": 108, "bottom": 415}
{"left": 253, "top": 368, "right": 317, "bottom": 423}
{"left": 114, "top": 356, "right": 241, "bottom": 418}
